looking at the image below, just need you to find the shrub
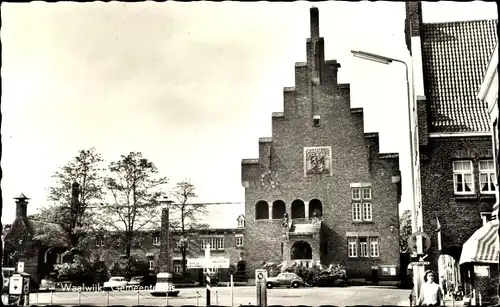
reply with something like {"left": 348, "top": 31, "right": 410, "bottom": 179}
{"left": 108, "top": 254, "right": 149, "bottom": 279}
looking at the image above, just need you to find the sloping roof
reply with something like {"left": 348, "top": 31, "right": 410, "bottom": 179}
{"left": 168, "top": 202, "right": 245, "bottom": 229}
{"left": 421, "top": 19, "right": 498, "bottom": 133}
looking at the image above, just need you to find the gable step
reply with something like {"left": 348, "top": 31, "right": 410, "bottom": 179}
{"left": 241, "top": 159, "right": 259, "bottom": 165}
{"left": 379, "top": 153, "right": 399, "bottom": 160}
{"left": 284, "top": 87, "right": 296, "bottom": 92}
{"left": 259, "top": 137, "right": 273, "bottom": 143}
{"left": 272, "top": 112, "right": 284, "bottom": 118}
{"left": 351, "top": 107, "right": 363, "bottom": 114}
{"left": 364, "top": 132, "right": 379, "bottom": 139}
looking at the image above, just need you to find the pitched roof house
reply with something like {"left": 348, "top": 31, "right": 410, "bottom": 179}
{"left": 3, "top": 194, "right": 67, "bottom": 285}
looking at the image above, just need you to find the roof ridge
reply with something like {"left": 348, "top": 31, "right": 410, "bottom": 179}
{"left": 424, "top": 19, "right": 498, "bottom": 26}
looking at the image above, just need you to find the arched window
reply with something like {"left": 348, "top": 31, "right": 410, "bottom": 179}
{"left": 272, "top": 200, "right": 286, "bottom": 219}
{"left": 309, "top": 198, "right": 323, "bottom": 218}
{"left": 291, "top": 199, "right": 305, "bottom": 219}
{"left": 255, "top": 201, "right": 269, "bottom": 220}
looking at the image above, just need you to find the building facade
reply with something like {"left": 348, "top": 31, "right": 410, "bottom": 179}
{"left": 405, "top": 0, "right": 497, "bottom": 296}
{"left": 3, "top": 194, "right": 66, "bottom": 286}
{"left": 241, "top": 7, "right": 402, "bottom": 283}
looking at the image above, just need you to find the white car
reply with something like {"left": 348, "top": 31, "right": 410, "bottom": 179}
{"left": 103, "top": 277, "right": 128, "bottom": 291}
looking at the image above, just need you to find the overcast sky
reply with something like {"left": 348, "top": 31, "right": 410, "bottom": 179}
{"left": 1, "top": 1, "right": 498, "bottom": 224}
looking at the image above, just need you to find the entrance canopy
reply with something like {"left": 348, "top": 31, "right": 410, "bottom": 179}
{"left": 459, "top": 219, "right": 499, "bottom": 265}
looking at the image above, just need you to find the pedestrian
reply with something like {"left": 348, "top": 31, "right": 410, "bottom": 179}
{"left": 417, "top": 270, "right": 444, "bottom": 306}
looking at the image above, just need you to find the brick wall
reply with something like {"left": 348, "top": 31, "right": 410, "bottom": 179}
{"left": 241, "top": 12, "right": 401, "bottom": 279}
{"left": 420, "top": 137, "right": 495, "bottom": 271}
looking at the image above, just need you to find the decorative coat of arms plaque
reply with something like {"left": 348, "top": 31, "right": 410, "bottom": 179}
{"left": 304, "top": 146, "right": 332, "bottom": 176}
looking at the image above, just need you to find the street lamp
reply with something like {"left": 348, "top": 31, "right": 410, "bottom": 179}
{"left": 159, "top": 197, "right": 174, "bottom": 272}
{"left": 351, "top": 50, "right": 421, "bottom": 301}
{"left": 351, "top": 50, "right": 416, "bottom": 232}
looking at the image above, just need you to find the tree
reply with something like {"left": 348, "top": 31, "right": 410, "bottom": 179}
{"left": 39, "top": 148, "right": 105, "bottom": 255}
{"left": 400, "top": 209, "right": 413, "bottom": 252}
{"left": 170, "top": 181, "right": 208, "bottom": 275}
{"left": 101, "top": 152, "right": 168, "bottom": 258}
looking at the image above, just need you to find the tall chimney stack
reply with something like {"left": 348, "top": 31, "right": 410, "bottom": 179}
{"left": 14, "top": 193, "right": 30, "bottom": 218}
{"left": 310, "top": 7, "right": 320, "bottom": 39}
{"left": 405, "top": 1, "right": 423, "bottom": 53}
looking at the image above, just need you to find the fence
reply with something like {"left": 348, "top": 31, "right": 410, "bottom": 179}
{"left": 28, "top": 286, "right": 228, "bottom": 306}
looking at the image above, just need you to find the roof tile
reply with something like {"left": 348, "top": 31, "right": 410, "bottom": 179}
{"left": 421, "top": 19, "right": 497, "bottom": 133}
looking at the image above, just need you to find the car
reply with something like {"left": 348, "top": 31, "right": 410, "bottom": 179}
{"left": 128, "top": 276, "right": 146, "bottom": 287}
{"left": 102, "top": 277, "right": 128, "bottom": 291}
{"left": 150, "top": 273, "right": 179, "bottom": 297}
{"left": 39, "top": 279, "right": 56, "bottom": 292}
{"left": 266, "top": 272, "right": 305, "bottom": 289}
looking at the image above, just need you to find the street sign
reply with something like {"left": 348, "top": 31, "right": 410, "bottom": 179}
{"left": 9, "top": 275, "right": 23, "bottom": 295}
{"left": 408, "top": 231, "right": 431, "bottom": 254}
{"left": 411, "top": 261, "right": 430, "bottom": 266}
{"left": 17, "top": 262, "right": 24, "bottom": 273}
{"left": 187, "top": 257, "right": 230, "bottom": 269}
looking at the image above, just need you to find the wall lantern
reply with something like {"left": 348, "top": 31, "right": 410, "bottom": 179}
{"left": 313, "top": 115, "right": 321, "bottom": 127}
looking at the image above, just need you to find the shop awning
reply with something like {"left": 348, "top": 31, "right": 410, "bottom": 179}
{"left": 459, "top": 219, "right": 499, "bottom": 265}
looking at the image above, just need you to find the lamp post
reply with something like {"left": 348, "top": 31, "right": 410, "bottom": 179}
{"left": 159, "top": 197, "right": 174, "bottom": 272}
{"left": 351, "top": 50, "right": 422, "bottom": 301}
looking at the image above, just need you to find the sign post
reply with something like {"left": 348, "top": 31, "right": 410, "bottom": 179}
{"left": 408, "top": 231, "right": 431, "bottom": 301}
{"left": 255, "top": 269, "right": 267, "bottom": 307}
{"left": 205, "top": 244, "right": 211, "bottom": 307}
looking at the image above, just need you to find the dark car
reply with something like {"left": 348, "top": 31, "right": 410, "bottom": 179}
{"left": 266, "top": 272, "right": 305, "bottom": 289}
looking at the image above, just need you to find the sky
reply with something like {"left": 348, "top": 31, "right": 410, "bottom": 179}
{"left": 1, "top": 1, "right": 498, "bottom": 225}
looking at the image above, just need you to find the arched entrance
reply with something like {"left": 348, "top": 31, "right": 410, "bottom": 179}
{"left": 290, "top": 241, "right": 312, "bottom": 260}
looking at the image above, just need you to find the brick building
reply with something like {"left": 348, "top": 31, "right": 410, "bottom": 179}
{"left": 3, "top": 194, "right": 66, "bottom": 286}
{"left": 92, "top": 203, "right": 246, "bottom": 283}
{"left": 404, "top": 0, "right": 497, "bottom": 295}
{"left": 241, "top": 7, "right": 402, "bottom": 283}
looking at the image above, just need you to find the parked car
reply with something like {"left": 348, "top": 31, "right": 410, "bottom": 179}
{"left": 39, "top": 279, "right": 56, "bottom": 292}
{"left": 103, "top": 277, "right": 128, "bottom": 291}
{"left": 266, "top": 272, "right": 305, "bottom": 289}
{"left": 128, "top": 276, "right": 146, "bottom": 287}
{"left": 150, "top": 273, "right": 179, "bottom": 297}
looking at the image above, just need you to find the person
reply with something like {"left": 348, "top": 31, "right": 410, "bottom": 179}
{"left": 417, "top": 270, "right": 444, "bottom": 306}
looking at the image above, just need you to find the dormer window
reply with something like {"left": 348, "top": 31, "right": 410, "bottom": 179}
{"left": 237, "top": 215, "right": 245, "bottom": 227}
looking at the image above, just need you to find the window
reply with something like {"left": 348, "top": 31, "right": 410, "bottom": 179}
{"left": 382, "top": 267, "right": 397, "bottom": 276}
{"left": 174, "top": 264, "right": 182, "bottom": 274}
{"left": 352, "top": 185, "right": 372, "bottom": 222}
{"left": 359, "top": 238, "right": 369, "bottom": 257}
{"left": 348, "top": 238, "right": 357, "bottom": 258}
{"left": 352, "top": 203, "right": 361, "bottom": 221}
{"left": 201, "top": 238, "right": 225, "bottom": 250}
{"left": 479, "top": 160, "right": 496, "bottom": 194}
{"left": 96, "top": 236, "right": 104, "bottom": 247}
{"left": 236, "top": 237, "right": 243, "bottom": 247}
{"left": 149, "top": 260, "right": 154, "bottom": 270}
{"left": 153, "top": 235, "right": 160, "bottom": 246}
{"left": 352, "top": 188, "right": 361, "bottom": 200}
{"left": 453, "top": 160, "right": 474, "bottom": 194}
{"left": 362, "top": 188, "right": 372, "bottom": 200}
{"left": 363, "top": 203, "right": 372, "bottom": 221}
{"left": 370, "top": 238, "right": 379, "bottom": 257}
{"left": 238, "top": 218, "right": 245, "bottom": 227}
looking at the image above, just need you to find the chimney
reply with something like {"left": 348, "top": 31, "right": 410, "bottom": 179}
{"left": 310, "top": 7, "right": 320, "bottom": 39}
{"left": 306, "top": 7, "right": 325, "bottom": 84}
{"left": 14, "top": 193, "right": 30, "bottom": 218}
{"left": 405, "top": 1, "right": 423, "bottom": 53}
